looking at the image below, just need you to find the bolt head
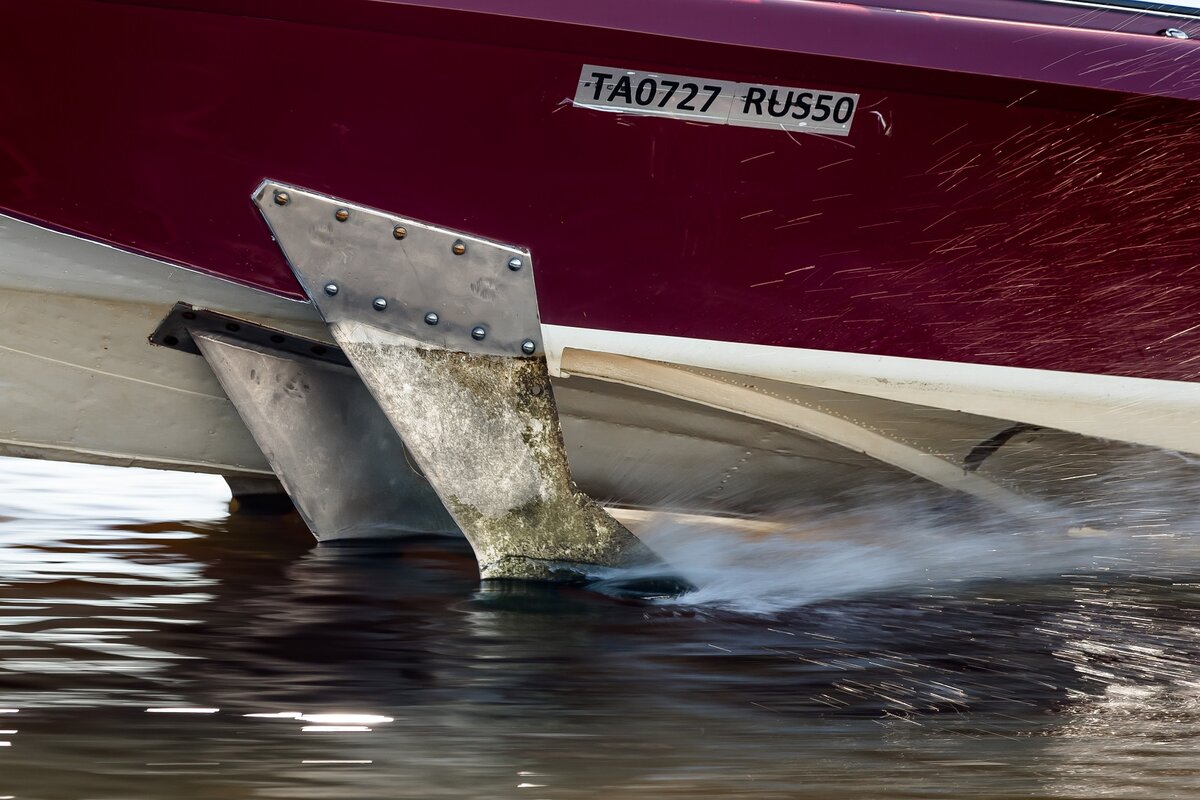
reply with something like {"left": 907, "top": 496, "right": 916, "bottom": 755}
{"left": 507, "top": 256, "right": 524, "bottom": 271}
{"left": 471, "top": 326, "right": 487, "bottom": 341}
{"left": 424, "top": 312, "right": 440, "bottom": 326}
{"left": 393, "top": 225, "right": 408, "bottom": 240}
{"left": 372, "top": 297, "right": 388, "bottom": 311}
{"left": 324, "top": 282, "right": 339, "bottom": 296}
{"left": 273, "top": 191, "right": 290, "bottom": 206}
{"left": 335, "top": 208, "right": 350, "bottom": 222}
{"left": 521, "top": 339, "right": 536, "bottom": 355}
{"left": 452, "top": 240, "right": 467, "bottom": 256}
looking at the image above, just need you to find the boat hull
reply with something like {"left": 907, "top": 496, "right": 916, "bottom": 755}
{"left": 5, "top": 0, "right": 1200, "bottom": 538}
{"left": 5, "top": 0, "right": 1200, "bottom": 381}
{"left": 4, "top": 212, "right": 1199, "bottom": 537}
{"left": 0, "top": 215, "right": 947, "bottom": 517}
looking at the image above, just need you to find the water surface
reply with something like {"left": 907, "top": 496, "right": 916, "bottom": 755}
{"left": 1, "top": 457, "right": 1199, "bottom": 799}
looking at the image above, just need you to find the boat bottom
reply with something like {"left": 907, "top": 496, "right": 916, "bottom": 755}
{"left": 3, "top": 214, "right": 1199, "bottom": 581}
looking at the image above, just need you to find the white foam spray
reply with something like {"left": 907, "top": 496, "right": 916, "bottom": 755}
{"left": 626, "top": 487, "right": 1198, "bottom": 614}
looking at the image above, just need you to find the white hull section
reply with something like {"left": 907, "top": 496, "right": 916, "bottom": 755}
{"left": 546, "top": 326, "right": 1200, "bottom": 458}
{"left": 0, "top": 215, "right": 324, "bottom": 476}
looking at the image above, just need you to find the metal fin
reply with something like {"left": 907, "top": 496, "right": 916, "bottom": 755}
{"left": 194, "top": 331, "right": 459, "bottom": 541}
{"left": 253, "top": 181, "right": 660, "bottom": 580}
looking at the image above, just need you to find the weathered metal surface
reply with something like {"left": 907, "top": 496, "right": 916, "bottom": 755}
{"left": 253, "top": 182, "right": 541, "bottom": 358}
{"left": 331, "top": 321, "right": 656, "bottom": 580}
{"left": 193, "top": 331, "right": 460, "bottom": 540}
{"left": 258, "top": 181, "right": 657, "bottom": 579}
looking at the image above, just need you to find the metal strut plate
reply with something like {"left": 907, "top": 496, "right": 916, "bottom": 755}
{"left": 252, "top": 180, "right": 662, "bottom": 581}
{"left": 148, "top": 303, "right": 458, "bottom": 540}
{"left": 253, "top": 181, "right": 542, "bottom": 357}
{"left": 192, "top": 332, "right": 459, "bottom": 541}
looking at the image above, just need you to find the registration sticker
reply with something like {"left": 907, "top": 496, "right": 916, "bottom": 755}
{"left": 573, "top": 65, "right": 858, "bottom": 137}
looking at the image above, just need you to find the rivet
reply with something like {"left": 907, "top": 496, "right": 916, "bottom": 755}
{"left": 393, "top": 225, "right": 408, "bottom": 240}
{"left": 424, "top": 311, "right": 440, "bottom": 326}
{"left": 273, "top": 190, "right": 290, "bottom": 206}
{"left": 324, "top": 282, "right": 339, "bottom": 296}
{"left": 507, "top": 256, "right": 524, "bottom": 271}
{"left": 471, "top": 326, "right": 487, "bottom": 341}
{"left": 1162, "top": 27, "right": 1190, "bottom": 38}
{"left": 335, "top": 208, "right": 350, "bottom": 222}
{"left": 373, "top": 297, "right": 388, "bottom": 311}
{"left": 521, "top": 339, "right": 536, "bottom": 355}
{"left": 452, "top": 240, "right": 467, "bottom": 256}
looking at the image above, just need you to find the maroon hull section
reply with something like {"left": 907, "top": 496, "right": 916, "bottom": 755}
{"left": 5, "top": 0, "right": 1200, "bottom": 379}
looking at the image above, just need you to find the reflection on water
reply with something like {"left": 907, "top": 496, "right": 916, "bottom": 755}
{"left": 1, "top": 457, "right": 1199, "bottom": 798}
